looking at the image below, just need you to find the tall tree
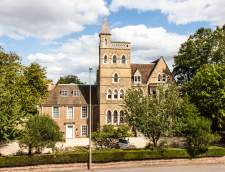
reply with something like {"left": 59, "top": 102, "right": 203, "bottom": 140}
{"left": 124, "top": 84, "right": 181, "bottom": 147}
{"left": 173, "top": 25, "right": 225, "bottom": 84}
{"left": 0, "top": 48, "right": 49, "bottom": 144}
{"left": 56, "top": 75, "right": 83, "bottom": 84}
{"left": 186, "top": 64, "right": 225, "bottom": 131}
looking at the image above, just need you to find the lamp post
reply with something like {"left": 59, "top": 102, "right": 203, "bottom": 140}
{"left": 88, "top": 67, "right": 92, "bottom": 170}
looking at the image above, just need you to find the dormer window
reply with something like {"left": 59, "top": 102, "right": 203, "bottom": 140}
{"left": 103, "top": 55, "right": 108, "bottom": 64}
{"left": 134, "top": 75, "right": 141, "bottom": 84}
{"left": 121, "top": 55, "right": 126, "bottom": 64}
{"left": 113, "top": 73, "right": 119, "bottom": 83}
{"left": 113, "top": 55, "right": 117, "bottom": 64}
{"left": 60, "top": 90, "right": 68, "bottom": 96}
{"left": 72, "top": 90, "right": 80, "bottom": 96}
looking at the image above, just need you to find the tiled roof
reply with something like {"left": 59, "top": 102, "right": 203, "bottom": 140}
{"left": 42, "top": 84, "right": 98, "bottom": 106}
{"left": 131, "top": 63, "right": 156, "bottom": 84}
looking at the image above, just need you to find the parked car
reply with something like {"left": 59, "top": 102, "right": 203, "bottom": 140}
{"left": 118, "top": 139, "right": 129, "bottom": 149}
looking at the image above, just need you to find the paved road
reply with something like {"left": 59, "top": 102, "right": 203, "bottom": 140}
{"left": 57, "top": 164, "right": 225, "bottom": 172}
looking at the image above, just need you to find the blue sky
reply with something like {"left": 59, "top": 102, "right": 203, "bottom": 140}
{"left": 0, "top": 0, "right": 224, "bottom": 82}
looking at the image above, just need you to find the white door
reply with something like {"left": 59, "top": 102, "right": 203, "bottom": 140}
{"left": 66, "top": 125, "right": 74, "bottom": 139}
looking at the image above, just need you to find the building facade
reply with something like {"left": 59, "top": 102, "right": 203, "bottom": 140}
{"left": 41, "top": 20, "right": 173, "bottom": 139}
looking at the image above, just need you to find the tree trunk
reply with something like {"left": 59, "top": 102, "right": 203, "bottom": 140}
{"left": 28, "top": 144, "right": 32, "bottom": 156}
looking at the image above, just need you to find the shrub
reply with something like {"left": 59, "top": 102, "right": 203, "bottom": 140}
{"left": 1, "top": 148, "right": 225, "bottom": 167}
{"left": 92, "top": 125, "right": 131, "bottom": 149}
{"left": 19, "top": 115, "right": 63, "bottom": 155}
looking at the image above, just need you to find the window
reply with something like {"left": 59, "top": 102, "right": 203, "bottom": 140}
{"left": 107, "top": 110, "right": 112, "bottom": 124}
{"left": 114, "top": 89, "right": 118, "bottom": 99}
{"left": 113, "top": 55, "right": 117, "bottom": 64}
{"left": 67, "top": 106, "right": 73, "bottom": 119}
{"left": 72, "top": 90, "right": 80, "bottom": 96}
{"left": 104, "top": 38, "right": 108, "bottom": 47}
{"left": 121, "top": 55, "right": 126, "bottom": 64}
{"left": 103, "top": 55, "right": 108, "bottom": 64}
{"left": 113, "top": 73, "right": 119, "bottom": 83}
{"left": 113, "top": 110, "right": 118, "bottom": 124}
{"left": 119, "top": 89, "right": 124, "bottom": 99}
{"left": 107, "top": 89, "right": 112, "bottom": 99}
{"left": 81, "top": 125, "right": 88, "bottom": 136}
{"left": 81, "top": 106, "right": 88, "bottom": 119}
{"left": 158, "top": 74, "right": 161, "bottom": 81}
{"left": 134, "top": 75, "right": 141, "bottom": 84}
{"left": 120, "top": 111, "right": 125, "bottom": 124}
{"left": 60, "top": 90, "right": 68, "bottom": 96}
{"left": 53, "top": 106, "right": 59, "bottom": 118}
{"left": 149, "top": 86, "right": 156, "bottom": 96}
{"left": 162, "top": 74, "right": 167, "bottom": 82}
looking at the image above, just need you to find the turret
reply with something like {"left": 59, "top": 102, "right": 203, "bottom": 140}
{"left": 99, "top": 18, "right": 111, "bottom": 48}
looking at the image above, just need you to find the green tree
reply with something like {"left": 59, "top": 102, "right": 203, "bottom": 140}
{"left": 0, "top": 48, "right": 49, "bottom": 144}
{"left": 178, "top": 97, "right": 220, "bottom": 157}
{"left": 56, "top": 75, "right": 83, "bottom": 85}
{"left": 124, "top": 84, "right": 181, "bottom": 148}
{"left": 173, "top": 25, "right": 225, "bottom": 84}
{"left": 186, "top": 64, "right": 225, "bottom": 131}
{"left": 19, "top": 115, "right": 63, "bottom": 155}
{"left": 92, "top": 125, "right": 130, "bottom": 149}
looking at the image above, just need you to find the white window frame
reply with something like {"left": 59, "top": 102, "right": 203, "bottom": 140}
{"left": 119, "top": 89, "right": 125, "bottom": 99}
{"left": 72, "top": 90, "right": 80, "bottom": 96}
{"left": 60, "top": 90, "right": 68, "bottom": 96}
{"left": 52, "top": 106, "right": 60, "bottom": 119}
{"left": 66, "top": 124, "right": 74, "bottom": 139}
{"left": 113, "top": 89, "right": 118, "bottom": 100}
{"left": 81, "top": 106, "right": 88, "bottom": 119}
{"left": 80, "top": 125, "right": 88, "bottom": 136}
{"left": 106, "top": 89, "right": 112, "bottom": 100}
{"left": 162, "top": 74, "right": 167, "bottom": 82}
{"left": 106, "top": 110, "right": 112, "bottom": 124}
{"left": 134, "top": 75, "right": 141, "bottom": 84}
{"left": 67, "top": 106, "right": 74, "bottom": 120}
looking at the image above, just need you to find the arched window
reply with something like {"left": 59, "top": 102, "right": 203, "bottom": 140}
{"left": 114, "top": 89, "right": 118, "bottom": 99}
{"left": 113, "top": 55, "right": 117, "bottom": 64}
{"left": 107, "top": 110, "right": 112, "bottom": 124}
{"left": 121, "top": 55, "right": 126, "bottom": 64}
{"left": 107, "top": 89, "right": 112, "bottom": 99}
{"left": 158, "top": 74, "right": 161, "bottom": 81}
{"left": 113, "top": 73, "right": 119, "bottom": 83}
{"left": 104, "top": 38, "right": 107, "bottom": 47}
{"left": 113, "top": 110, "right": 118, "bottom": 124}
{"left": 103, "top": 55, "right": 107, "bottom": 64}
{"left": 120, "top": 111, "right": 125, "bottom": 124}
{"left": 119, "top": 89, "right": 124, "bottom": 99}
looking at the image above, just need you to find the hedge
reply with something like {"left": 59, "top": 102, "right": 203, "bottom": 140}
{"left": 0, "top": 147, "right": 225, "bottom": 168}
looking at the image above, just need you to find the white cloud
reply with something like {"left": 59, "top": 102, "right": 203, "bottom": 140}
{"left": 0, "top": 0, "right": 109, "bottom": 40}
{"left": 28, "top": 25, "right": 187, "bottom": 83}
{"left": 110, "top": 0, "right": 225, "bottom": 26}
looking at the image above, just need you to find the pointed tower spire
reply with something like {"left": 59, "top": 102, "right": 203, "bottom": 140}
{"left": 100, "top": 17, "right": 111, "bottom": 34}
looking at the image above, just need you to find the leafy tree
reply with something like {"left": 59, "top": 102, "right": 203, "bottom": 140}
{"left": 186, "top": 64, "right": 225, "bottom": 131}
{"left": 173, "top": 25, "right": 225, "bottom": 84}
{"left": 92, "top": 125, "right": 130, "bottom": 149}
{"left": 57, "top": 75, "right": 83, "bottom": 85}
{"left": 0, "top": 48, "right": 49, "bottom": 144}
{"left": 124, "top": 84, "right": 181, "bottom": 148}
{"left": 19, "top": 115, "right": 63, "bottom": 155}
{"left": 178, "top": 97, "right": 220, "bottom": 157}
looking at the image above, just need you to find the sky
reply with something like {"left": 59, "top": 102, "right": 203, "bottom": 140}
{"left": 0, "top": 0, "right": 224, "bottom": 83}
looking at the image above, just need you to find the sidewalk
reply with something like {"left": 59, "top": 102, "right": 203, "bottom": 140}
{"left": 1, "top": 157, "right": 225, "bottom": 172}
